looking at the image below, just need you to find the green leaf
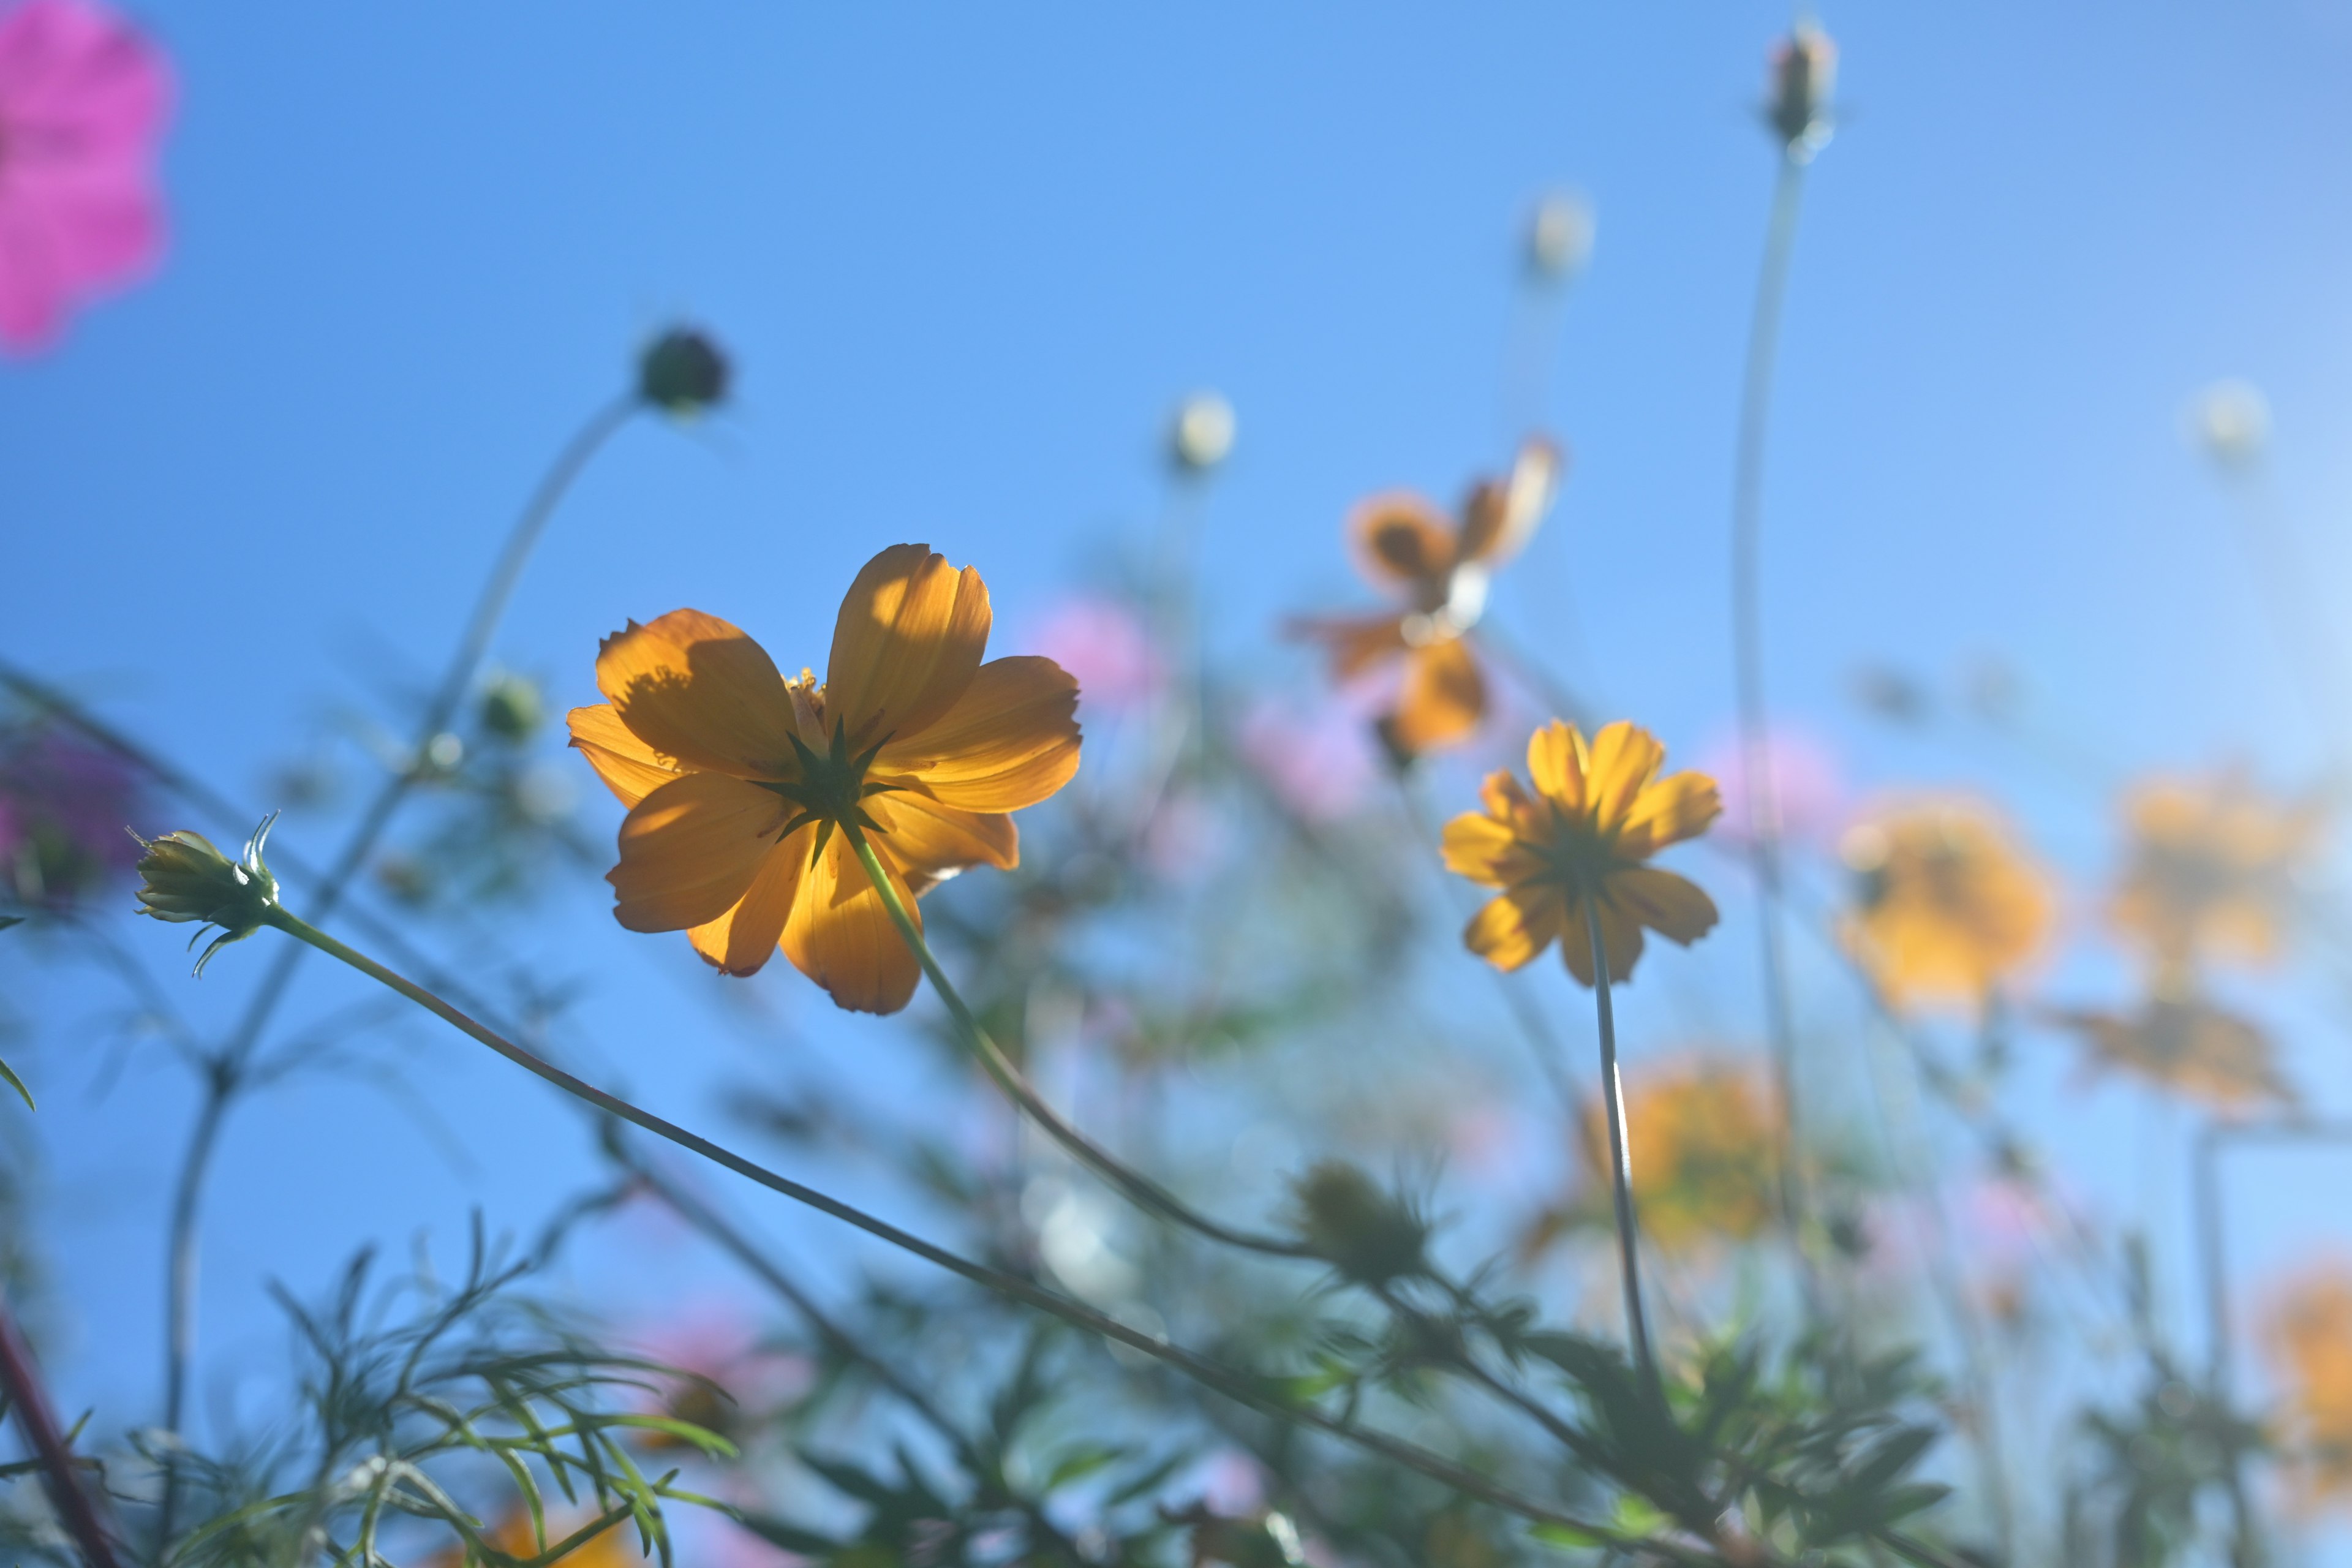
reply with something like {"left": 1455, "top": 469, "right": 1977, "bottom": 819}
{"left": 0, "top": 1056, "right": 31, "bottom": 1112}
{"left": 1528, "top": 1520, "right": 1609, "bottom": 1551}
{"left": 0, "top": 915, "right": 23, "bottom": 932}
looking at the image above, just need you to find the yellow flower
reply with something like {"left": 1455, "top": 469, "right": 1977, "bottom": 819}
{"left": 1839, "top": 800, "right": 2053, "bottom": 1011}
{"left": 1289, "top": 439, "right": 1559, "bottom": 755}
{"left": 570, "top": 544, "right": 1080, "bottom": 1014}
{"left": 2052, "top": 972, "right": 2294, "bottom": 1113}
{"left": 1441, "top": 719, "right": 1720, "bottom": 985}
{"left": 431, "top": 1509, "right": 652, "bottom": 1567}
{"left": 2264, "top": 1264, "right": 2352, "bottom": 1510}
{"left": 1585, "top": 1056, "right": 1780, "bottom": 1250}
{"left": 2109, "top": 774, "right": 2320, "bottom": 968}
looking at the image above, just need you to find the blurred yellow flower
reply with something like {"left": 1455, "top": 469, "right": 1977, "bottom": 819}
{"left": 570, "top": 544, "right": 1080, "bottom": 1014}
{"left": 1839, "top": 801, "right": 2053, "bottom": 1011}
{"left": 2052, "top": 974, "right": 2294, "bottom": 1113}
{"left": 1442, "top": 719, "right": 1720, "bottom": 986}
{"left": 2109, "top": 774, "right": 2320, "bottom": 969}
{"left": 2263, "top": 1264, "right": 2352, "bottom": 1510}
{"left": 430, "top": 1510, "right": 651, "bottom": 1567}
{"left": 1588, "top": 1057, "right": 1780, "bottom": 1250}
{"left": 1289, "top": 439, "right": 1558, "bottom": 755}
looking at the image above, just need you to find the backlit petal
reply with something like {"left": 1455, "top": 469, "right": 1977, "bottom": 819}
{"left": 1389, "top": 638, "right": 1485, "bottom": 753}
{"left": 1349, "top": 493, "right": 1458, "bottom": 591}
{"left": 825, "top": 544, "right": 991, "bottom": 750}
{"left": 1526, "top": 720, "right": 1589, "bottom": 814}
{"left": 1611, "top": 867, "right": 1720, "bottom": 946}
{"left": 871, "top": 793, "right": 1019, "bottom": 878}
{"left": 609, "top": 772, "right": 788, "bottom": 933}
{"left": 687, "top": 824, "right": 813, "bottom": 975}
{"left": 875, "top": 655, "right": 1080, "bottom": 812}
{"left": 1559, "top": 897, "right": 1643, "bottom": 986}
{"left": 568, "top": 703, "right": 681, "bottom": 807}
{"left": 1456, "top": 437, "right": 1562, "bottom": 567}
{"left": 1286, "top": 612, "right": 1407, "bottom": 682}
{"left": 783, "top": 832, "right": 921, "bottom": 1015}
{"left": 1618, "top": 771, "right": 1724, "bottom": 858}
{"left": 1441, "top": 809, "right": 1539, "bottom": 888}
{"left": 596, "top": 610, "right": 799, "bottom": 778}
{"left": 1585, "top": 721, "right": 1665, "bottom": 834}
{"left": 1464, "top": 884, "right": 1566, "bottom": 971}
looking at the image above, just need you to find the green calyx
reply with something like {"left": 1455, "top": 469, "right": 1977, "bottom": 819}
{"left": 130, "top": 812, "right": 285, "bottom": 976}
{"left": 760, "top": 719, "right": 902, "bottom": 864}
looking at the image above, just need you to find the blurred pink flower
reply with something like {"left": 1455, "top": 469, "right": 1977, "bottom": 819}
{"left": 1237, "top": 693, "right": 1378, "bottom": 824}
{"left": 1031, "top": 597, "right": 1161, "bottom": 713}
{"left": 2, "top": 726, "right": 141, "bottom": 905}
{"left": 0, "top": 0, "right": 172, "bottom": 353}
{"left": 1700, "top": 726, "right": 1845, "bottom": 851}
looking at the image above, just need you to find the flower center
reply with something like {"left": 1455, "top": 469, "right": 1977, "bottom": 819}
{"left": 758, "top": 718, "right": 902, "bottom": 861}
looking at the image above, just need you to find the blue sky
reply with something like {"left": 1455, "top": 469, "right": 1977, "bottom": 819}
{"left": 12, "top": 0, "right": 2352, "bottom": 1548}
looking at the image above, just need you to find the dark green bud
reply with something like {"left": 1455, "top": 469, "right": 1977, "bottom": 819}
{"left": 131, "top": 813, "right": 281, "bottom": 975}
{"left": 638, "top": 327, "right": 730, "bottom": 415}
{"left": 478, "top": 671, "right": 544, "bottom": 741}
{"left": 1291, "top": 1160, "right": 1428, "bottom": 1286}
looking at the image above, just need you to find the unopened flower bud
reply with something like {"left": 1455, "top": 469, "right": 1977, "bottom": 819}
{"left": 1767, "top": 22, "right": 1837, "bottom": 159}
{"left": 1290, "top": 1160, "right": 1427, "bottom": 1286}
{"left": 638, "top": 327, "right": 730, "bottom": 415}
{"left": 131, "top": 813, "right": 281, "bottom": 975}
{"left": 478, "top": 671, "right": 545, "bottom": 741}
{"left": 1171, "top": 391, "right": 1235, "bottom": 472}
{"left": 1526, "top": 189, "right": 1595, "bottom": 281}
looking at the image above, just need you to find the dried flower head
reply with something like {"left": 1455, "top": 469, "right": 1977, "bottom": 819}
{"left": 572, "top": 545, "right": 1080, "bottom": 1013}
{"left": 1289, "top": 439, "right": 1561, "bottom": 756}
{"left": 1839, "top": 800, "right": 2053, "bottom": 1011}
{"left": 2263, "top": 1263, "right": 2352, "bottom": 1511}
{"left": 1443, "top": 720, "right": 1719, "bottom": 985}
{"left": 637, "top": 326, "right": 729, "bottom": 415}
{"left": 131, "top": 813, "right": 281, "bottom": 974}
{"left": 1289, "top": 1160, "right": 1428, "bottom": 1286}
{"left": 1767, "top": 21, "right": 1838, "bottom": 159}
{"left": 1585, "top": 1057, "right": 1781, "bottom": 1250}
{"left": 1172, "top": 391, "right": 1237, "bottom": 471}
{"left": 2109, "top": 773, "right": 2319, "bottom": 970}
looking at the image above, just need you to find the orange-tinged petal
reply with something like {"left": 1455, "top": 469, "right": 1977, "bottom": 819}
{"left": 783, "top": 832, "right": 921, "bottom": 1014}
{"left": 1464, "top": 884, "right": 1566, "bottom": 971}
{"left": 568, "top": 703, "right": 682, "bottom": 808}
{"left": 1526, "top": 720, "right": 1589, "bottom": 814}
{"left": 1441, "top": 810, "right": 1539, "bottom": 888}
{"left": 1618, "top": 770, "right": 1723, "bottom": 857}
{"left": 1457, "top": 436, "right": 1562, "bottom": 567}
{"left": 1389, "top": 638, "right": 1485, "bottom": 753}
{"left": 871, "top": 793, "right": 1019, "bottom": 879}
{"left": 609, "top": 772, "right": 789, "bottom": 933}
{"left": 825, "top": 545, "right": 990, "bottom": 750}
{"left": 1287, "top": 612, "right": 1408, "bottom": 682}
{"left": 596, "top": 610, "right": 799, "bottom": 778}
{"left": 1349, "top": 493, "right": 1457, "bottom": 591}
{"left": 1611, "top": 867, "right": 1719, "bottom": 946}
{"left": 686, "top": 824, "right": 813, "bottom": 975}
{"left": 1585, "top": 721, "right": 1665, "bottom": 834}
{"left": 875, "top": 655, "right": 1080, "bottom": 812}
{"left": 1560, "top": 895, "right": 1644, "bottom": 986}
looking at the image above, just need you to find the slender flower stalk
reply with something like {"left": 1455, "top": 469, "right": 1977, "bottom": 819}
{"left": 1583, "top": 889, "right": 1660, "bottom": 1401}
{"left": 225, "top": 897, "right": 1632, "bottom": 1548}
{"left": 0, "top": 1289, "right": 121, "bottom": 1568}
{"left": 844, "top": 829, "right": 1310, "bottom": 1260}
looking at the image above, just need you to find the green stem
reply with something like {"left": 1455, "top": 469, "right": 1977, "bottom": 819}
{"left": 846, "top": 829, "right": 1310, "bottom": 1260}
{"left": 1582, "top": 889, "right": 1662, "bottom": 1404}
{"left": 254, "top": 903, "right": 1624, "bottom": 1544}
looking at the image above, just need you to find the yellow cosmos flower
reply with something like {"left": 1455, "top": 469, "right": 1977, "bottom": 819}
{"left": 2053, "top": 971, "right": 2293, "bottom": 1113}
{"left": 570, "top": 544, "right": 1080, "bottom": 1014}
{"left": 1839, "top": 800, "right": 2053, "bottom": 1011}
{"left": 2264, "top": 1264, "right": 2352, "bottom": 1510}
{"left": 431, "top": 1510, "right": 651, "bottom": 1568}
{"left": 2110, "top": 774, "right": 2321, "bottom": 969}
{"left": 1289, "top": 439, "right": 1559, "bottom": 755}
{"left": 1584, "top": 1057, "right": 1780, "bottom": 1250}
{"left": 1441, "top": 719, "right": 1721, "bottom": 985}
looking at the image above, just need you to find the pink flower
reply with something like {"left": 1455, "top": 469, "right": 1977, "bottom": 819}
{"left": 1030, "top": 597, "right": 1161, "bottom": 714}
{"left": 0, "top": 0, "right": 172, "bottom": 353}
{"left": 1700, "top": 725, "right": 1845, "bottom": 852}
{"left": 1237, "top": 692, "right": 1378, "bottom": 824}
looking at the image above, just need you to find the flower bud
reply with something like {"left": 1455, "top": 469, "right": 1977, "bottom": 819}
{"left": 638, "top": 326, "right": 730, "bottom": 415}
{"left": 1766, "top": 22, "right": 1837, "bottom": 159}
{"left": 131, "top": 813, "right": 281, "bottom": 975}
{"left": 1289, "top": 1160, "right": 1428, "bottom": 1286}
{"left": 478, "top": 670, "right": 545, "bottom": 741}
{"left": 1171, "top": 391, "right": 1236, "bottom": 472}
{"left": 1526, "top": 189, "right": 1595, "bottom": 281}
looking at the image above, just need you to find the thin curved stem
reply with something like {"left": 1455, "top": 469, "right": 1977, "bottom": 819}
{"left": 0, "top": 1289, "right": 121, "bottom": 1568}
{"left": 846, "top": 830, "right": 1311, "bottom": 1261}
{"left": 155, "top": 393, "right": 636, "bottom": 1532}
{"left": 1581, "top": 889, "right": 1660, "bottom": 1404}
{"left": 1729, "top": 153, "right": 1811, "bottom": 1259}
{"left": 254, "top": 902, "right": 1629, "bottom": 1545}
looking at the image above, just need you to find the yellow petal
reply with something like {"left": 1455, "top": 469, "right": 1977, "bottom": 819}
{"left": 1441, "top": 809, "right": 1537, "bottom": 888}
{"left": 1286, "top": 612, "right": 1407, "bottom": 682}
{"left": 1585, "top": 721, "right": 1665, "bottom": 834}
{"left": 782, "top": 831, "right": 922, "bottom": 1015}
{"left": 596, "top": 610, "right": 799, "bottom": 778}
{"left": 825, "top": 544, "right": 991, "bottom": 750}
{"left": 875, "top": 655, "right": 1080, "bottom": 812}
{"left": 686, "top": 824, "right": 813, "bottom": 976}
{"left": 568, "top": 703, "right": 682, "bottom": 808}
{"left": 1610, "top": 867, "right": 1720, "bottom": 947}
{"left": 1618, "top": 771, "right": 1724, "bottom": 858}
{"left": 1464, "top": 884, "right": 1566, "bottom": 971}
{"left": 871, "top": 793, "right": 1019, "bottom": 878}
{"left": 1348, "top": 493, "right": 1457, "bottom": 590}
{"left": 1559, "top": 895, "right": 1645, "bottom": 986}
{"left": 1389, "top": 638, "right": 1485, "bottom": 753}
{"left": 608, "top": 772, "right": 788, "bottom": 933}
{"left": 1526, "top": 720, "right": 1590, "bottom": 814}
